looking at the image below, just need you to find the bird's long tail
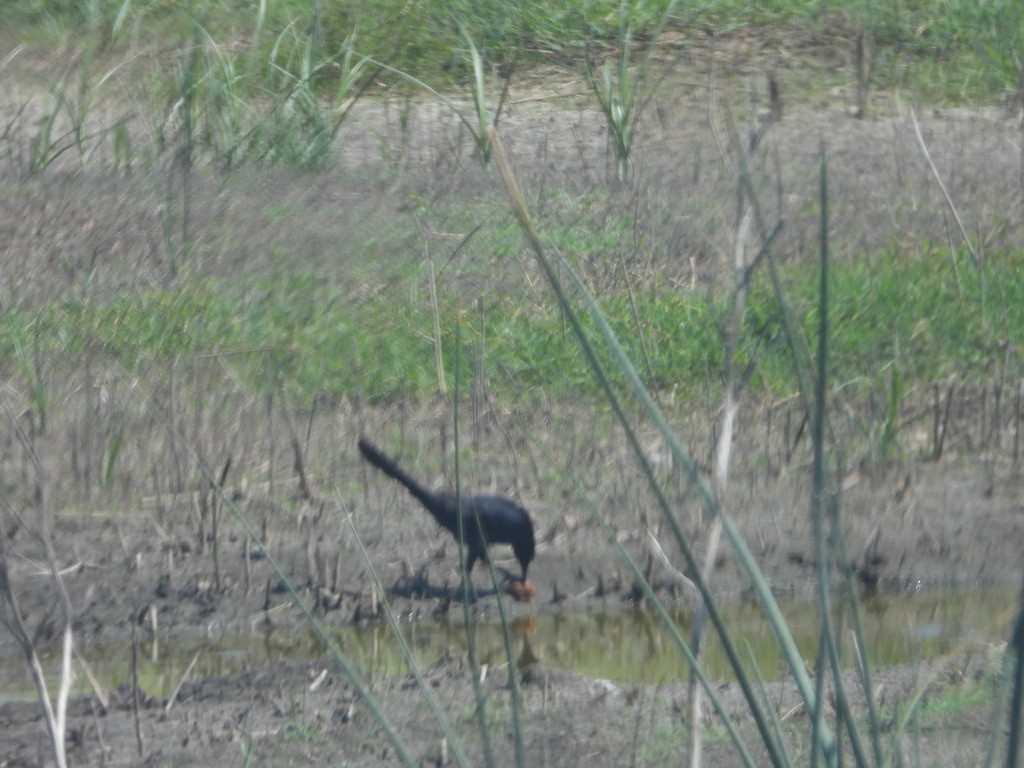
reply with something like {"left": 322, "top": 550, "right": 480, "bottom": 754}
{"left": 357, "top": 438, "right": 438, "bottom": 511}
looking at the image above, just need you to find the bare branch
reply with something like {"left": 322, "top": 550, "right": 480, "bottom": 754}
{"left": 910, "top": 108, "right": 980, "bottom": 265}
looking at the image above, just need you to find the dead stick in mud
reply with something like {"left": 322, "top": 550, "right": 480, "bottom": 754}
{"left": 249, "top": 602, "right": 290, "bottom": 630}
{"left": 198, "top": 485, "right": 208, "bottom": 555}
{"left": 910, "top": 108, "right": 980, "bottom": 266}
{"left": 0, "top": 402, "right": 74, "bottom": 768}
{"left": 0, "top": 523, "right": 73, "bottom": 768}
{"left": 644, "top": 529, "right": 697, "bottom": 600}
{"left": 981, "top": 384, "right": 989, "bottom": 449}
{"left": 90, "top": 699, "right": 108, "bottom": 756}
{"left": 243, "top": 539, "right": 251, "bottom": 596}
{"left": 933, "top": 380, "right": 956, "bottom": 460}
{"left": 305, "top": 535, "right": 317, "bottom": 600}
{"left": 164, "top": 651, "right": 202, "bottom": 716}
{"left": 211, "top": 456, "right": 232, "bottom": 593}
{"left": 855, "top": 27, "right": 872, "bottom": 119}
{"left": 993, "top": 383, "right": 1003, "bottom": 448}
{"left": 1014, "top": 382, "right": 1022, "bottom": 474}
{"left": 149, "top": 604, "right": 159, "bottom": 663}
{"left": 131, "top": 619, "right": 144, "bottom": 758}
{"left": 1007, "top": 575, "right": 1024, "bottom": 768}
{"left": 74, "top": 648, "right": 109, "bottom": 711}
{"left": 23, "top": 559, "right": 83, "bottom": 578}
{"left": 280, "top": 396, "right": 314, "bottom": 502}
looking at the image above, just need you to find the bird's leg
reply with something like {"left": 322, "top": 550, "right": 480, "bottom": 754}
{"left": 458, "top": 553, "right": 479, "bottom": 603}
{"left": 454, "top": 571, "right": 479, "bottom": 603}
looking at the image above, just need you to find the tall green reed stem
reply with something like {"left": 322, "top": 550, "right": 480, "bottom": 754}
{"left": 341, "top": 501, "right": 471, "bottom": 768}
{"left": 567, "top": 470, "right": 761, "bottom": 768}
{"left": 490, "top": 124, "right": 804, "bottom": 764}
{"left": 452, "top": 329, "right": 497, "bottom": 767}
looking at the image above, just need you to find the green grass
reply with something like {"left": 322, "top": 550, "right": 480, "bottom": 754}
{"left": 3, "top": 0, "right": 1022, "bottom": 103}
{"left": 4, "top": 0, "right": 1019, "bottom": 182}
{"left": 775, "top": 244, "right": 1023, "bottom": 386}
{"left": 3, "top": 240, "right": 1020, "bottom": 408}
{"left": 915, "top": 679, "right": 994, "bottom": 721}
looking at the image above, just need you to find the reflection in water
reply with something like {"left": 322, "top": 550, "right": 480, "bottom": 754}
{"left": 0, "top": 587, "right": 1013, "bottom": 702}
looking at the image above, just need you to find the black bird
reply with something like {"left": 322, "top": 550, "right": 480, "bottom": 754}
{"left": 357, "top": 438, "right": 535, "bottom": 585}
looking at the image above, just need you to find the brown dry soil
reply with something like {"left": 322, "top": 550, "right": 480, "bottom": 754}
{"left": 2, "top": 33, "right": 1024, "bottom": 768}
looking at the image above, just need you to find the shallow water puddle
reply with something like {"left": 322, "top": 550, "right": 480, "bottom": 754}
{"left": 0, "top": 587, "right": 1013, "bottom": 702}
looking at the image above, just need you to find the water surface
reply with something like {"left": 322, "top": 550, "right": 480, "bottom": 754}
{"left": 0, "top": 587, "right": 1012, "bottom": 703}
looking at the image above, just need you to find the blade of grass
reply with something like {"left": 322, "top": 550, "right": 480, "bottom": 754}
{"left": 811, "top": 144, "right": 838, "bottom": 767}
{"left": 830, "top": 463, "right": 883, "bottom": 764}
{"left": 726, "top": 95, "right": 879, "bottom": 765}
{"left": 339, "top": 498, "right": 471, "bottom": 768}
{"left": 462, "top": 328, "right": 527, "bottom": 768}
{"left": 1005, "top": 575, "right": 1024, "bottom": 768}
{"left": 477, "top": 525, "right": 525, "bottom": 768}
{"left": 13, "top": 330, "right": 48, "bottom": 433}
{"left": 910, "top": 108, "right": 980, "bottom": 266}
{"left": 1, "top": 44, "right": 23, "bottom": 73}
{"left": 364, "top": 57, "right": 493, "bottom": 165}
{"left": 489, "top": 125, "right": 796, "bottom": 764}
{"left": 847, "top": 601, "right": 882, "bottom": 762}
{"left": 565, "top": 469, "right": 762, "bottom": 768}
{"left": 722, "top": 106, "right": 816, "bottom": 428}
{"left": 811, "top": 147, "right": 870, "bottom": 768}
{"left": 742, "top": 637, "right": 793, "bottom": 765}
{"left": 452, "top": 328, "right": 496, "bottom": 768}
{"left": 455, "top": 315, "right": 526, "bottom": 767}
{"left": 459, "top": 22, "right": 491, "bottom": 163}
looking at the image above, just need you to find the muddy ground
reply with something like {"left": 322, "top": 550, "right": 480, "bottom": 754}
{"left": 2, "top": 29, "right": 1024, "bottom": 767}
{"left": 0, "top": 407, "right": 1020, "bottom": 766}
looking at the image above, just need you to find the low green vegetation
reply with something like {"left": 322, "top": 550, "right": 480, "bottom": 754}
{"left": 2, "top": 0, "right": 1022, "bottom": 103}
{"left": 2, "top": 240, "right": 1019, "bottom": 406}
{"left": 913, "top": 679, "right": 994, "bottom": 722}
